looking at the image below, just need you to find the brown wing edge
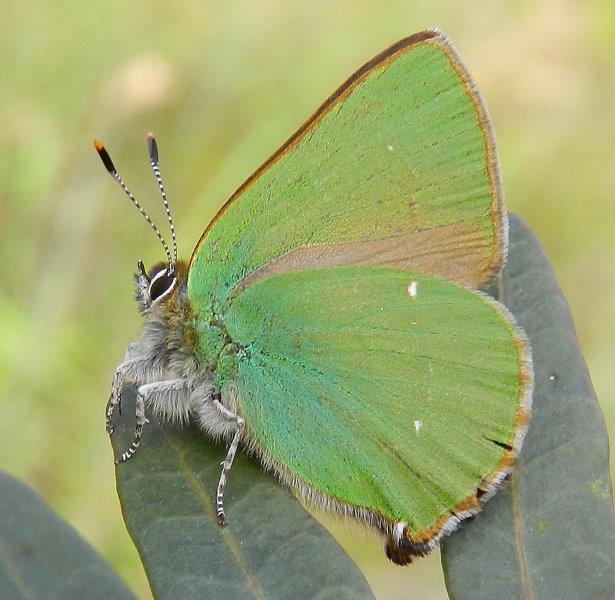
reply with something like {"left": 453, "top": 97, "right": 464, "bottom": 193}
{"left": 437, "top": 33, "right": 508, "bottom": 282}
{"left": 189, "top": 29, "right": 506, "bottom": 287}
{"left": 237, "top": 291, "right": 533, "bottom": 564}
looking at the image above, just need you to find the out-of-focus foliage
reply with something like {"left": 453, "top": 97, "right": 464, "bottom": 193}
{"left": 0, "top": 2, "right": 613, "bottom": 598}
{"left": 0, "top": 470, "right": 135, "bottom": 599}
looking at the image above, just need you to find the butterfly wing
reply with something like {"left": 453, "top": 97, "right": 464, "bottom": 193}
{"left": 188, "top": 30, "right": 504, "bottom": 312}
{"left": 185, "top": 31, "right": 531, "bottom": 556}
{"left": 224, "top": 266, "right": 532, "bottom": 552}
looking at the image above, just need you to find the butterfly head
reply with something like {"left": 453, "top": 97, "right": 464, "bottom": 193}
{"left": 134, "top": 259, "right": 189, "bottom": 315}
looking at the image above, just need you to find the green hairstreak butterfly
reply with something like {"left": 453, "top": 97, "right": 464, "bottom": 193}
{"left": 95, "top": 29, "right": 533, "bottom": 564}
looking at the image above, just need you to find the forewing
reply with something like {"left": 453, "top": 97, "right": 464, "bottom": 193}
{"left": 189, "top": 30, "right": 504, "bottom": 311}
{"left": 224, "top": 266, "right": 532, "bottom": 546}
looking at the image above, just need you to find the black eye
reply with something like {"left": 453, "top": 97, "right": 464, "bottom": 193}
{"left": 148, "top": 269, "right": 176, "bottom": 302}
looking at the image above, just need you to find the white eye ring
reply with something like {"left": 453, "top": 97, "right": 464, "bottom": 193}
{"left": 148, "top": 268, "right": 177, "bottom": 303}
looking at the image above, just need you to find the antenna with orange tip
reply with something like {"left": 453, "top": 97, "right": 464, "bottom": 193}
{"left": 93, "top": 139, "right": 173, "bottom": 266}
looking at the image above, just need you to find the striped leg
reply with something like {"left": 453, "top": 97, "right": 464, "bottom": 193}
{"left": 106, "top": 394, "right": 118, "bottom": 435}
{"left": 114, "top": 379, "right": 188, "bottom": 464}
{"left": 213, "top": 397, "right": 245, "bottom": 526}
{"left": 105, "top": 342, "right": 144, "bottom": 435}
{"left": 115, "top": 389, "right": 146, "bottom": 464}
{"left": 107, "top": 354, "right": 147, "bottom": 435}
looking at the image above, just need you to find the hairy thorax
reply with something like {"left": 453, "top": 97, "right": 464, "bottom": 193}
{"left": 118, "top": 262, "right": 239, "bottom": 439}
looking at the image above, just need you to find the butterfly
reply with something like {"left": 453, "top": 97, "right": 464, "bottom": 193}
{"left": 95, "top": 29, "right": 533, "bottom": 565}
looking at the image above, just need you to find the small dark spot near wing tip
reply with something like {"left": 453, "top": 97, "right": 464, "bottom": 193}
{"left": 485, "top": 436, "right": 513, "bottom": 451}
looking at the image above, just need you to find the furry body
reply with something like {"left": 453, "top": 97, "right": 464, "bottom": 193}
{"left": 108, "top": 261, "right": 244, "bottom": 524}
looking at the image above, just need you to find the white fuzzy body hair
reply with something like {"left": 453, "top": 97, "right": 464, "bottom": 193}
{"left": 116, "top": 265, "right": 237, "bottom": 439}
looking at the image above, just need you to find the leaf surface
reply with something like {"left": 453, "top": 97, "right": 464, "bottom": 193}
{"left": 441, "top": 215, "right": 615, "bottom": 599}
{"left": 112, "top": 391, "right": 374, "bottom": 599}
{"left": 0, "top": 470, "right": 135, "bottom": 600}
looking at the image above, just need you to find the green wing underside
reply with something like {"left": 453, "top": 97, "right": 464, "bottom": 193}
{"left": 185, "top": 32, "right": 525, "bottom": 540}
{"left": 188, "top": 32, "right": 502, "bottom": 313}
{"left": 225, "top": 266, "right": 527, "bottom": 535}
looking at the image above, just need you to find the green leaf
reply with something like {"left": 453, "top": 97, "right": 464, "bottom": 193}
{"left": 0, "top": 470, "right": 135, "bottom": 600}
{"left": 441, "top": 215, "right": 615, "bottom": 599}
{"left": 112, "top": 390, "right": 375, "bottom": 599}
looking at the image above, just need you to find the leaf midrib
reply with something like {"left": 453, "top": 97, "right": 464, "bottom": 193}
{"left": 501, "top": 263, "right": 533, "bottom": 600}
{"left": 162, "top": 431, "right": 266, "bottom": 600}
{"left": 511, "top": 472, "right": 533, "bottom": 600}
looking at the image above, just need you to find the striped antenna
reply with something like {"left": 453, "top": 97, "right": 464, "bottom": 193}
{"left": 147, "top": 133, "right": 177, "bottom": 269}
{"left": 93, "top": 140, "right": 173, "bottom": 266}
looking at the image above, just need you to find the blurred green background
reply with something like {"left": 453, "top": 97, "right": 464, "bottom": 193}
{"left": 1, "top": 1, "right": 613, "bottom": 598}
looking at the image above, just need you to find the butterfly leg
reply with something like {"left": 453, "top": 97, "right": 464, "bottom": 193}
{"left": 107, "top": 345, "right": 148, "bottom": 435}
{"left": 212, "top": 394, "right": 245, "bottom": 526}
{"left": 114, "top": 379, "right": 188, "bottom": 464}
{"left": 115, "top": 388, "right": 146, "bottom": 464}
